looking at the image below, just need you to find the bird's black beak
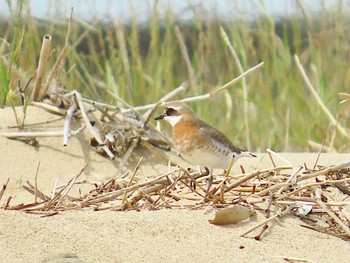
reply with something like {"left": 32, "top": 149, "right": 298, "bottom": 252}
{"left": 154, "top": 113, "right": 166, "bottom": 121}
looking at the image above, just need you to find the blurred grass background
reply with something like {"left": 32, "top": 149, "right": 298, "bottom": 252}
{"left": 0, "top": 0, "right": 349, "bottom": 152}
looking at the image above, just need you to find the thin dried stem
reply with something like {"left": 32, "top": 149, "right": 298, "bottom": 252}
{"left": 294, "top": 54, "right": 348, "bottom": 138}
{"left": 32, "top": 34, "right": 52, "bottom": 101}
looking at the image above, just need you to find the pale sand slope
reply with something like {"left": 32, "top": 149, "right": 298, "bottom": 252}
{"left": 0, "top": 107, "right": 350, "bottom": 262}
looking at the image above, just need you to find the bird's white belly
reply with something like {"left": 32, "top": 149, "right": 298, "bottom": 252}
{"left": 180, "top": 148, "right": 234, "bottom": 169}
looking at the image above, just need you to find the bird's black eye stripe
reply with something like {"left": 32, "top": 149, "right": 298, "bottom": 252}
{"left": 165, "top": 108, "right": 177, "bottom": 116}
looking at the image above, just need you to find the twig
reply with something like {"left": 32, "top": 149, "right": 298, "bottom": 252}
{"left": 39, "top": 8, "right": 73, "bottom": 101}
{"left": 175, "top": 26, "right": 197, "bottom": 88}
{"left": 0, "top": 178, "right": 10, "bottom": 202}
{"left": 277, "top": 176, "right": 350, "bottom": 200}
{"left": 255, "top": 195, "right": 273, "bottom": 240}
{"left": 0, "top": 127, "right": 85, "bottom": 138}
{"left": 297, "top": 161, "right": 350, "bottom": 182}
{"left": 313, "top": 140, "right": 325, "bottom": 169}
{"left": 63, "top": 103, "right": 77, "bottom": 146}
{"left": 220, "top": 27, "right": 250, "bottom": 149}
{"left": 73, "top": 90, "right": 115, "bottom": 159}
{"left": 209, "top": 62, "right": 264, "bottom": 94}
{"left": 32, "top": 34, "right": 52, "bottom": 101}
{"left": 315, "top": 189, "right": 350, "bottom": 237}
{"left": 294, "top": 54, "right": 348, "bottom": 138}
{"left": 30, "top": 101, "right": 68, "bottom": 116}
{"left": 34, "top": 161, "right": 40, "bottom": 203}
{"left": 240, "top": 206, "right": 292, "bottom": 237}
{"left": 266, "top": 148, "right": 292, "bottom": 167}
{"left": 119, "top": 63, "right": 264, "bottom": 114}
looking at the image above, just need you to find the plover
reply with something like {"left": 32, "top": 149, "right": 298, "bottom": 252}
{"left": 155, "top": 101, "right": 256, "bottom": 186}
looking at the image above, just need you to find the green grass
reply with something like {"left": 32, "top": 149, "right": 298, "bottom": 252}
{"left": 1, "top": 1, "right": 349, "bottom": 152}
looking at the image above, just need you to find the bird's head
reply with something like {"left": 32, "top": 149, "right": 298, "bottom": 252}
{"left": 155, "top": 101, "right": 194, "bottom": 127}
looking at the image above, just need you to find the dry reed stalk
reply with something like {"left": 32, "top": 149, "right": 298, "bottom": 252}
{"left": 240, "top": 206, "right": 292, "bottom": 237}
{"left": 0, "top": 127, "right": 85, "bottom": 138}
{"left": 294, "top": 54, "right": 348, "bottom": 138}
{"left": 73, "top": 90, "right": 115, "bottom": 159}
{"left": 39, "top": 8, "right": 73, "bottom": 101}
{"left": 266, "top": 148, "right": 292, "bottom": 167}
{"left": 80, "top": 168, "right": 180, "bottom": 206}
{"left": 220, "top": 27, "right": 250, "bottom": 149}
{"left": 297, "top": 161, "right": 350, "bottom": 182}
{"left": 0, "top": 178, "right": 10, "bottom": 202}
{"left": 315, "top": 189, "right": 350, "bottom": 236}
{"left": 122, "top": 156, "right": 144, "bottom": 204}
{"left": 175, "top": 26, "right": 197, "bottom": 88}
{"left": 209, "top": 62, "right": 264, "bottom": 94}
{"left": 63, "top": 103, "right": 77, "bottom": 146}
{"left": 30, "top": 101, "right": 68, "bottom": 115}
{"left": 225, "top": 170, "right": 262, "bottom": 192}
{"left": 32, "top": 34, "right": 52, "bottom": 101}
{"left": 22, "top": 182, "right": 49, "bottom": 201}
{"left": 307, "top": 140, "right": 334, "bottom": 152}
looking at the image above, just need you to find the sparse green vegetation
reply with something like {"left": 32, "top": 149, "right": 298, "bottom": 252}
{"left": 1, "top": 1, "right": 349, "bottom": 151}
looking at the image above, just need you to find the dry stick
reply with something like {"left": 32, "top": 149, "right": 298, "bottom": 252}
{"left": 45, "top": 164, "right": 88, "bottom": 209}
{"left": 277, "top": 176, "right": 350, "bottom": 200}
{"left": 55, "top": 165, "right": 85, "bottom": 208}
{"left": 255, "top": 195, "right": 273, "bottom": 240}
{"left": 115, "top": 21, "right": 132, "bottom": 99}
{"left": 140, "top": 139, "right": 170, "bottom": 162}
{"left": 0, "top": 178, "right": 10, "bottom": 202}
{"left": 122, "top": 156, "right": 144, "bottom": 206}
{"left": 297, "top": 161, "right": 350, "bottom": 182}
{"left": 220, "top": 27, "right": 250, "bottom": 149}
{"left": 120, "top": 62, "right": 264, "bottom": 114}
{"left": 63, "top": 103, "right": 77, "bottom": 146}
{"left": 119, "top": 139, "right": 138, "bottom": 171}
{"left": 308, "top": 140, "right": 333, "bottom": 153}
{"left": 32, "top": 34, "right": 52, "bottom": 101}
{"left": 315, "top": 189, "right": 350, "bottom": 237}
{"left": 34, "top": 161, "right": 40, "bottom": 203}
{"left": 210, "top": 62, "right": 264, "bottom": 94}
{"left": 225, "top": 169, "right": 262, "bottom": 192}
{"left": 240, "top": 206, "right": 292, "bottom": 237}
{"left": 0, "top": 127, "right": 85, "bottom": 138}
{"left": 22, "top": 182, "right": 49, "bottom": 202}
{"left": 39, "top": 8, "right": 73, "bottom": 101}
{"left": 80, "top": 168, "right": 181, "bottom": 206}
{"left": 210, "top": 157, "right": 235, "bottom": 197}
{"left": 313, "top": 140, "right": 325, "bottom": 169}
{"left": 275, "top": 167, "right": 302, "bottom": 196}
{"left": 339, "top": 92, "right": 350, "bottom": 104}
{"left": 143, "top": 83, "right": 188, "bottom": 126}
{"left": 255, "top": 182, "right": 294, "bottom": 197}
{"left": 294, "top": 54, "right": 348, "bottom": 138}
{"left": 30, "top": 101, "right": 68, "bottom": 116}
{"left": 228, "top": 166, "right": 293, "bottom": 180}
{"left": 266, "top": 148, "right": 292, "bottom": 167}
{"left": 175, "top": 26, "right": 197, "bottom": 88}
{"left": 73, "top": 90, "right": 115, "bottom": 159}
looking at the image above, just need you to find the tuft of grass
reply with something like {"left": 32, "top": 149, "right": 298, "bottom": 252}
{"left": 0, "top": 1, "right": 349, "bottom": 151}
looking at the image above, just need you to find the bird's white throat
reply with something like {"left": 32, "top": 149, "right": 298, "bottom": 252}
{"left": 164, "top": 115, "right": 182, "bottom": 127}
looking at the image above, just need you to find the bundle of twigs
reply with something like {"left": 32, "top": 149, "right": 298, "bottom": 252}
{"left": 1, "top": 153, "right": 349, "bottom": 241}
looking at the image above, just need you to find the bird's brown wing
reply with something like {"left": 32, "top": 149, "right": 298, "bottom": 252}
{"left": 197, "top": 119, "right": 243, "bottom": 153}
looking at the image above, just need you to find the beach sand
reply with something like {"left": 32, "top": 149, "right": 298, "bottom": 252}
{"left": 1, "top": 106, "right": 349, "bottom": 263}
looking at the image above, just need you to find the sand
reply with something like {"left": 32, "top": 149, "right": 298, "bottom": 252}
{"left": 0, "top": 106, "right": 349, "bottom": 263}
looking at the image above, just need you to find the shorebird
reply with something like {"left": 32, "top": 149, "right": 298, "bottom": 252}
{"left": 155, "top": 101, "right": 256, "bottom": 188}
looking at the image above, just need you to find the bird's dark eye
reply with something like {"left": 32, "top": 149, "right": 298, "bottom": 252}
{"left": 165, "top": 108, "right": 177, "bottom": 116}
